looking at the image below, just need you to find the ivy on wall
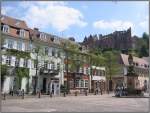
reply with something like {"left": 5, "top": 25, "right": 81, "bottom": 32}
{"left": 1, "top": 64, "right": 9, "bottom": 76}
{"left": 15, "top": 67, "right": 29, "bottom": 78}
{"left": 4, "top": 49, "right": 31, "bottom": 59}
{"left": 1, "top": 64, "right": 29, "bottom": 78}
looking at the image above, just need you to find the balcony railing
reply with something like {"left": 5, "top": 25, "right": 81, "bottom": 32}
{"left": 40, "top": 67, "right": 59, "bottom": 75}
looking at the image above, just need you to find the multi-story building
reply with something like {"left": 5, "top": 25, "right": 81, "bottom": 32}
{"left": 63, "top": 53, "right": 91, "bottom": 94}
{"left": 119, "top": 54, "right": 149, "bottom": 90}
{"left": 28, "top": 28, "right": 65, "bottom": 95}
{"left": 1, "top": 15, "right": 31, "bottom": 93}
{"left": 91, "top": 66, "right": 106, "bottom": 93}
{"left": 1, "top": 15, "right": 107, "bottom": 95}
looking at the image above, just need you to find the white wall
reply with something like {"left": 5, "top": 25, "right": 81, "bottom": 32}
{"left": 2, "top": 76, "right": 14, "bottom": 94}
{"left": 21, "top": 77, "right": 27, "bottom": 92}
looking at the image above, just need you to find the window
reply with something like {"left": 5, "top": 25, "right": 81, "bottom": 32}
{"left": 40, "top": 33, "right": 46, "bottom": 40}
{"left": 34, "top": 60, "right": 37, "bottom": 68}
{"left": 6, "top": 56, "right": 11, "bottom": 65}
{"left": 20, "top": 29, "right": 25, "bottom": 37}
{"left": 86, "top": 68, "right": 89, "bottom": 75}
{"left": 17, "top": 41, "right": 22, "bottom": 50}
{"left": 76, "top": 80, "right": 80, "bottom": 87}
{"left": 23, "top": 59, "right": 28, "bottom": 67}
{"left": 57, "top": 63, "right": 60, "bottom": 70}
{"left": 57, "top": 51, "right": 60, "bottom": 57}
{"left": 3, "top": 25, "right": 9, "bottom": 33}
{"left": 8, "top": 40, "right": 14, "bottom": 49}
{"left": 44, "top": 61, "right": 48, "bottom": 69}
{"left": 80, "top": 80, "right": 84, "bottom": 87}
{"left": 69, "top": 80, "right": 74, "bottom": 89}
{"left": 45, "top": 47, "right": 48, "bottom": 55}
{"left": 76, "top": 80, "right": 88, "bottom": 88}
{"left": 51, "top": 62, "right": 55, "bottom": 70}
{"left": 52, "top": 49, "right": 55, "bottom": 56}
{"left": 15, "top": 58, "right": 20, "bottom": 67}
{"left": 85, "top": 80, "right": 88, "bottom": 87}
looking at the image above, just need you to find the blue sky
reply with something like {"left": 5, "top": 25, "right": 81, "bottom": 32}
{"left": 2, "top": 1, "right": 149, "bottom": 42}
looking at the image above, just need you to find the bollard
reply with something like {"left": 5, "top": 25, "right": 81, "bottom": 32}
{"left": 22, "top": 89, "right": 24, "bottom": 99}
{"left": 11, "top": 90, "right": 14, "bottom": 96}
{"left": 94, "top": 91, "right": 96, "bottom": 95}
{"left": 3, "top": 93, "right": 6, "bottom": 100}
{"left": 38, "top": 91, "right": 41, "bottom": 98}
{"left": 85, "top": 90, "right": 88, "bottom": 96}
{"left": 50, "top": 92, "right": 52, "bottom": 98}
{"left": 100, "top": 90, "right": 103, "bottom": 95}
{"left": 63, "top": 92, "right": 66, "bottom": 97}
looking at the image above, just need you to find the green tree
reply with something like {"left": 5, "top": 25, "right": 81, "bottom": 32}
{"left": 139, "top": 45, "right": 149, "bottom": 57}
{"left": 102, "top": 51, "right": 122, "bottom": 79}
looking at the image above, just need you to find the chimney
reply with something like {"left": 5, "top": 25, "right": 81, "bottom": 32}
{"left": 34, "top": 28, "right": 39, "bottom": 31}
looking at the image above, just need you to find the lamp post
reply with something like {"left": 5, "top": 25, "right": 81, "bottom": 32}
{"left": 108, "top": 55, "right": 112, "bottom": 91}
{"left": 65, "top": 51, "right": 69, "bottom": 94}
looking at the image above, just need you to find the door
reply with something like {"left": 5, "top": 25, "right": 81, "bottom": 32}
{"left": 51, "top": 82, "right": 59, "bottom": 95}
{"left": 43, "top": 78, "right": 47, "bottom": 93}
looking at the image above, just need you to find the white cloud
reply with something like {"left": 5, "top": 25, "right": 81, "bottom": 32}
{"left": 2, "top": 1, "right": 87, "bottom": 32}
{"left": 138, "top": 16, "right": 148, "bottom": 32}
{"left": 93, "top": 20, "right": 134, "bottom": 31}
{"left": 1, "top": 6, "right": 13, "bottom": 15}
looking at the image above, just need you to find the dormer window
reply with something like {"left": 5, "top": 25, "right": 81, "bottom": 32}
{"left": 136, "top": 63, "right": 138, "bottom": 66}
{"left": 3, "top": 25, "right": 9, "bottom": 33}
{"left": 40, "top": 33, "right": 47, "bottom": 40}
{"left": 144, "top": 64, "right": 147, "bottom": 68}
{"left": 20, "top": 29, "right": 25, "bottom": 37}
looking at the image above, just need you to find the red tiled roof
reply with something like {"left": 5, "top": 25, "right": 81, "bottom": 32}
{"left": 120, "top": 54, "right": 149, "bottom": 69}
{"left": 1, "top": 15, "right": 29, "bottom": 30}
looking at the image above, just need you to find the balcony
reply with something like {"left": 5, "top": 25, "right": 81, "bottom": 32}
{"left": 39, "top": 67, "right": 59, "bottom": 76}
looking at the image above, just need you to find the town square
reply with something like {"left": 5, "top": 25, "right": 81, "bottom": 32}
{"left": 1, "top": 1, "right": 149, "bottom": 112}
{"left": 2, "top": 93, "right": 149, "bottom": 112}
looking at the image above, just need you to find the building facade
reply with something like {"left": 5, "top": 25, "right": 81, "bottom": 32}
{"left": 1, "top": 15, "right": 107, "bottom": 95}
{"left": 119, "top": 54, "right": 149, "bottom": 90}
{"left": 91, "top": 66, "right": 106, "bottom": 93}
{"left": 1, "top": 15, "right": 31, "bottom": 93}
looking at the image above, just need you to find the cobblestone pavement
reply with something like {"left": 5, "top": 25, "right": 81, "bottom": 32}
{"left": 1, "top": 94, "right": 149, "bottom": 112}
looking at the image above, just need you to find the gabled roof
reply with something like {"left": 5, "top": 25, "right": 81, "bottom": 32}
{"left": 120, "top": 54, "right": 149, "bottom": 69}
{"left": 1, "top": 15, "right": 29, "bottom": 30}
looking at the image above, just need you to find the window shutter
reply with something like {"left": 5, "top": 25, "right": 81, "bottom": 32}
{"left": 49, "top": 64, "right": 52, "bottom": 69}
{"left": 48, "top": 48, "right": 52, "bottom": 56}
{"left": 55, "top": 50, "right": 58, "bottom": 57}
{"left": 22, "top": 43, "right": 25, "bottom": 51}
{"left": 31, "top": 60, "right": 34, "bottom": 68}
{"left": 3, "top": 39, "right": 8, "bottom": 48}
{"left": 11, "top": 56, "right": 16, "bottom": 66}
{"left": 20, "top": 58, "right": 24, "bottom": 67}
{"left": 2, "top": 55, "right": 6, "bottom": 64}
{"left": 84, "top": 67, "right": 86, "bottom": 74}
{"left": 28, "top": 59, "right": 31, "bottom": 68}
{"left": 13, "top": 41, "right": 17, "bottom": 49}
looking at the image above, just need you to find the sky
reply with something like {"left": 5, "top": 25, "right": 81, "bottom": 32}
{"left": 1, "top": 1, "right": 149, "bottom": 42}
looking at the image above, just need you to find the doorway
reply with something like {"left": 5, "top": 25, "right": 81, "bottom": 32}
{"left": 43, "top": 78, "right": 47, "bottom": 93}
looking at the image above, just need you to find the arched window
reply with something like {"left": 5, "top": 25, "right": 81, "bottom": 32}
{"left": 3, "top": 25, "right": 9, "bottom": 33}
